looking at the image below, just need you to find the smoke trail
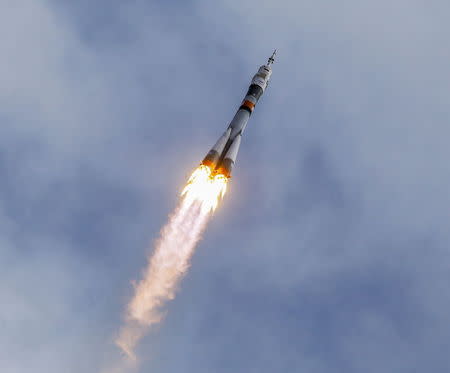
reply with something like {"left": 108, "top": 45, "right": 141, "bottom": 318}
{"left": 115, "top": 197, "right": 211, "bottom": 359}
{"left": 114, "top": 165, "right": 227, "bottom": 361}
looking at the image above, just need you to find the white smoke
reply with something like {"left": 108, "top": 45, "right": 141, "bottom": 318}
{"left": 115, "top": 197, "right": 210, "bottom": 360}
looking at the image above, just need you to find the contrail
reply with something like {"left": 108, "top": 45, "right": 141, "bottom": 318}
{"left": 116, "top": 166, "right": 226, "bottom": 360}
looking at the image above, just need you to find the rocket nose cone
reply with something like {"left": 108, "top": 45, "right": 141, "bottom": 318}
{"left": 267, "top": 50, "right": 276, "bottom": 65}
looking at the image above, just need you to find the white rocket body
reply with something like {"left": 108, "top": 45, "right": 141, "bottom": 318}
{"left": 202, "top": 51, "right": 275, "bottom": 177}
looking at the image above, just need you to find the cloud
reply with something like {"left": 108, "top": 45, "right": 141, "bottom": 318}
{"left": 1, "top": 0, "right": 450, "bottom": 372}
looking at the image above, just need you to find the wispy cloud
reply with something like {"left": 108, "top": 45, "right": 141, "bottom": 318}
{"left": 1, "top": 0, "right": 450, "bottom": 372}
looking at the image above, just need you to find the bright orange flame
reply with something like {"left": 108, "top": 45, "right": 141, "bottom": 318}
{"left": 181, "top": 165, "right": 228, "bottom": 213}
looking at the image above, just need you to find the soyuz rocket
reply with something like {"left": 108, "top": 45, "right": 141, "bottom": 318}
{"left": 202, "top": 50, "right": 276, "bottom": 178}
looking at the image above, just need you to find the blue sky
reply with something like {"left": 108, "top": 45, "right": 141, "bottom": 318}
{"left": 1, "top": 1, "right": 450, "bottom": 372}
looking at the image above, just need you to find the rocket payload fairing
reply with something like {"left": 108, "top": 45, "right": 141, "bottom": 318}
{"left": 202, "top": 50, "right": 276, "bottom": 178}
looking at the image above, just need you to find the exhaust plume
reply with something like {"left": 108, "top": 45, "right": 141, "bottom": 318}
{"left": 116, "top": 165, "right": 227, "bottom": 360}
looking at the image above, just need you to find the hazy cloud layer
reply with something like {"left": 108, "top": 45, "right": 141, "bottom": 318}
{"left": 1, "top": 0, "right": 450, "bottom": 372}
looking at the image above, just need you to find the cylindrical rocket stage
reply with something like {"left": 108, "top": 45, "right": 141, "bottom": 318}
{"left": 201, "top": 51, "right": 276, "bottom": 178}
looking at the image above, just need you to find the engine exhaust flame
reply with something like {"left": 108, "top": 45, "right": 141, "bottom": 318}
{"left": 115, "top": 165, "right": 227, "bottom": 360}
{"left": 182, "top": 165, "right": 228, "bottom": 213}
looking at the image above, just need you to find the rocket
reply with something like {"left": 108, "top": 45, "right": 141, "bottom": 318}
{"left": 202, "top": 50, "right": 276, "bottom": 178}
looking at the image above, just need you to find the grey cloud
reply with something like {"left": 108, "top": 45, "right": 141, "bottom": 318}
{"left": 1, "top": 0, "right": 450, "bottom": 372}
